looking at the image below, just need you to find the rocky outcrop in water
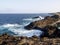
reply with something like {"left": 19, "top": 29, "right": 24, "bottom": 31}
{"left": 24, "top": 15, "right": 60, "bottom": 30}
{"left": 24, "top": 14, "right": 60, "bottom": 38}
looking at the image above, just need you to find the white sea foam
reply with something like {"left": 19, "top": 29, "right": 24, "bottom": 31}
{"left": 0, "top": 24, "right": 43, "bottom": 37}
{"left": 23, "top": 16, "right": 44, "bottom": 22}
{"left": 0, "top": 16, "right": 44, "bottom": 37}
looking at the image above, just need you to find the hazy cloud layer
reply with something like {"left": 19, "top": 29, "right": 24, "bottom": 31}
{"left": 0, "top": 0, "right": 60, "bottom": 13}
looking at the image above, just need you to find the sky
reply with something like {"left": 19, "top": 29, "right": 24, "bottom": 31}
{"left": 0, "top": 0, "right": 60, "bottom": 13}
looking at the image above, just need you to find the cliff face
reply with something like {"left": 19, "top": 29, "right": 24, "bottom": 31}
{"left": 24, "top": 14, "right": 60, "bottom": 38}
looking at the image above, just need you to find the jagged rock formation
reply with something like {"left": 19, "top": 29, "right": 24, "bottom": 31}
{"left": 24, "top": 15, "right": 60, "bottom": 30}
{"left": 24, "top": 14, "right": 60, "bottom": 38}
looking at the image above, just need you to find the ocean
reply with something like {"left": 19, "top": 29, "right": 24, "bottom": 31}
{"left": 0, "top": 13, "right": 52, "bottom": 37}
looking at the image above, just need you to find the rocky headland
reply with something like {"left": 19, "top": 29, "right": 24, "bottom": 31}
{"left": 0, "top": 12, "right": 60, "bottom": 45}
{"left": 24, "top": 12, "right": 60, "bottom": 38}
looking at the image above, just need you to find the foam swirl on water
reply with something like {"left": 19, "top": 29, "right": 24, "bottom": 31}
{"left": 0, "top": 24, "right": 43, "bottom": 37}
{"left": 0, "top": 16, "right": 44, "bottom": 37}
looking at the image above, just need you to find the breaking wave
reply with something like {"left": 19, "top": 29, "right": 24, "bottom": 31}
{"left": 0, "top": 16, "right": 44, "bottom": 37}
{"left": 0, "top": 24, "right": 43, "bottom": 37}
{"left": 23, "top": 16, "right": 44, "bottom": 22}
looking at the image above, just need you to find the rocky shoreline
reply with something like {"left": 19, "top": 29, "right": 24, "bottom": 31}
{"left": 0, "top": 33, "right": 60, "bottom": 45}
{"left": 0, "top": 12, "right": 60, "bottom": 45}
{"left": 24, "top": 12, "right": 60, "bottom": 38}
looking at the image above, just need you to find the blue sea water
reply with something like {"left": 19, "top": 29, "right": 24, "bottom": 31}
{"left": 0, "top": 13, "right": 52, "bottom": 37}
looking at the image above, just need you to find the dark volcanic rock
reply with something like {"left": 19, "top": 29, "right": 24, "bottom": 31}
{"left": 24, "top": 22, "right": 36, "bottom": 30}
{"left": 40, "top": 25, "right": 57, "bottom": 38}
